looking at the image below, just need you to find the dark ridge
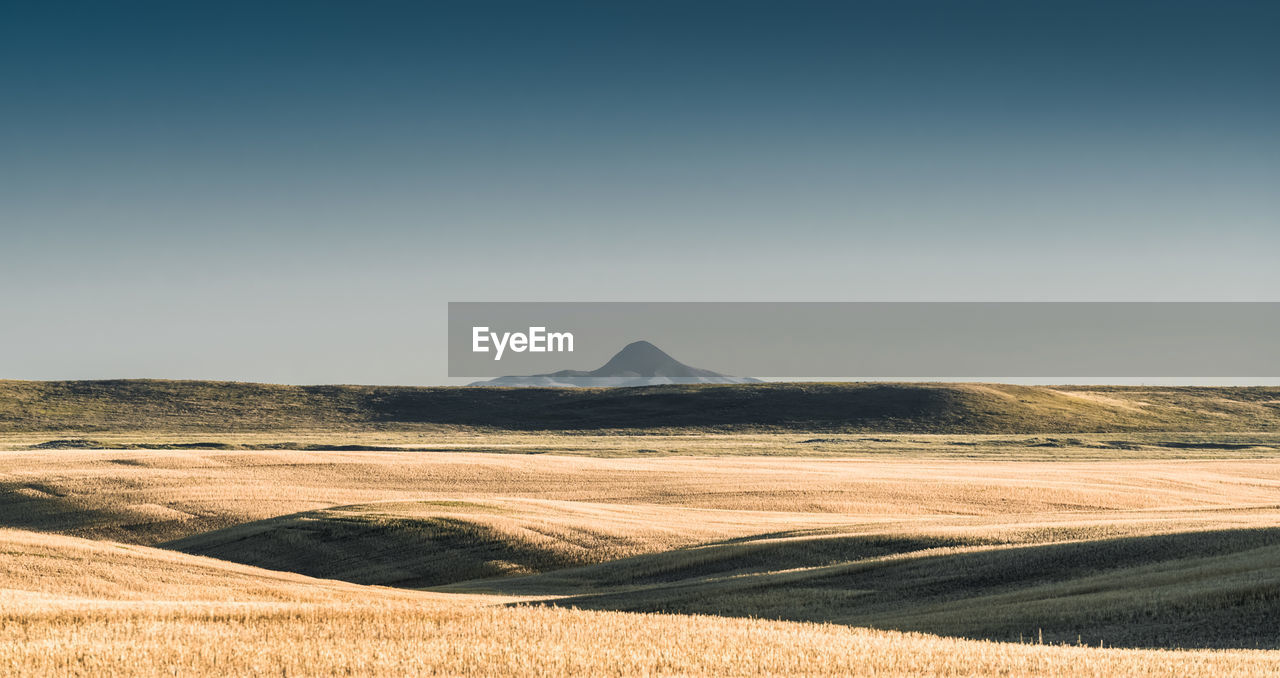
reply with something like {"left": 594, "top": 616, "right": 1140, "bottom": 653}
{"left": 1, "top": 379, "right": 1278, "bottom": 433}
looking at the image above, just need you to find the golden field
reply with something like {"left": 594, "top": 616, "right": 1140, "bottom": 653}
{"left": 2, "top": 430, "right": 1279, "bottom": 675}
{"left": 3, "top": 529, "right": 1280, "bottom": 677}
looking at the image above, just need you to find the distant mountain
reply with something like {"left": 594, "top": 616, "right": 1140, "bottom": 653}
{"left": 471, "top": 340, "right": 761, "bottom": 387}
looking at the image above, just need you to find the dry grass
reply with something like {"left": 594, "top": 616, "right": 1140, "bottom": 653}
{"left": 3, "top": 530, "right": 1280, "bottom": 677}
{"left": 483, "top": 524, "right": 1280, "bottom": 648}
{"left": 163, "top": 498, "right": 862, "bottom": 586}
{"left": 3, "top": 445, "right": 1279, "bottom": 543}
{"left": 11, "top": 604, "right": 1280, "bottom": 677}
{"left": 3, "top": 435, "right": 1280, "bottom": 674}
{"left": 5, "top": 430, "right": 1280, "bottom": 459}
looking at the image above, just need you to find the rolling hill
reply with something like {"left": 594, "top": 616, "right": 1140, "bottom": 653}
{"left": 8, "top": 528, "right": 1278, "bottom": 676}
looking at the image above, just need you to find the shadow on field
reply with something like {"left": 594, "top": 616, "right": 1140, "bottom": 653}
{"left": 516, "top": 527, "right": 1280, "bottom": 650}
{"left": 0, "top": 480, "right": 216, "bottom": 543}
{"left": 165, "top": 510, "right": 584, "bottom": 587}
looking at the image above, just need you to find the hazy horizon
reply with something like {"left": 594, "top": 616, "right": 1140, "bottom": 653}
{"left": 4, "top": 1, "right": 1277, "bottom": 385}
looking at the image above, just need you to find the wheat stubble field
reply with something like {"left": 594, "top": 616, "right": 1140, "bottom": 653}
{"left": 2, "top": 381, "right": 1279, "bottom": 676}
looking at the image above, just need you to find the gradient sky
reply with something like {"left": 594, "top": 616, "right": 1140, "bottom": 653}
{"left": 2, "top": 1, "right": 1277, "bottom": 384}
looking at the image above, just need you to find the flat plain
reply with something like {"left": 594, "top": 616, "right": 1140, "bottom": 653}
{"left": 2, "top": 382, "right": 1278, "bottom": 675}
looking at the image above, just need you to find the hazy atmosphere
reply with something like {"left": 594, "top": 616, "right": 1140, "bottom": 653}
{"left": 3, "top": 0, "right": 1277, "bottom": 384}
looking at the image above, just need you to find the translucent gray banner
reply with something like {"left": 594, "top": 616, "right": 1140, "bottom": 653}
{"left": 448, "top": 302, "right": 1279, "bottom": 379}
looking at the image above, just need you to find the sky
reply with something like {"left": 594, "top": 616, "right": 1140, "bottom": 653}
{"left": 2, "top": 0, "right": 1277, "bottom": 384}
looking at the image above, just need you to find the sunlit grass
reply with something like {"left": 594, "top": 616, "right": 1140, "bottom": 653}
{"left": 3, "top": 530, "right": 1279, "bottom": 677}
{"left": 3, "top": 433, "right": 1279, "bottom": 675}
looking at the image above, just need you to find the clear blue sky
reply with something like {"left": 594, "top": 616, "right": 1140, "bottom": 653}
{"left": 2, "top": 1, "right": 1277, "bottom": 384}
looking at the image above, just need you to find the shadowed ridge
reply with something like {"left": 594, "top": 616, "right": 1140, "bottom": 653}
{"left": 1, "top": 379, "right": 1278, "bottom": 433}
{"left": 165, "top": 506, "right": 579, "bottom": 588}
{"left": 163, "top": 499, "right": 781, "bottom": 587}
{"left": 489, "top": 527, "right": 1280, "bottom": 650}
{"left": 0, "top": 527, "right": 408, "bottom": 603}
